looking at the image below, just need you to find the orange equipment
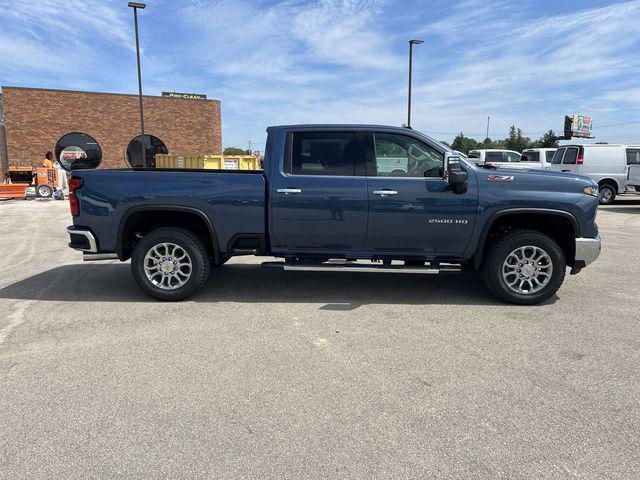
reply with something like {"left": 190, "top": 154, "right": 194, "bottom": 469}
{"left": 0, "top": 166, "right": 59, "bottom": 199}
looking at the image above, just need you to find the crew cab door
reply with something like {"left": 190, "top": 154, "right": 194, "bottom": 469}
{"left": 627, "top": 148, "right": 640, "bottom": 186}
{"left": 269, "top": 130, "right": 369, "bottom": 253}
{"left": 364, "top": 131, "right": 478, "bottom": 256}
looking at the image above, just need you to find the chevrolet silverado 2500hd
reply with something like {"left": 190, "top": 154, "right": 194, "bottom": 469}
{"left": 66, "top": 125, "right": 601, "bottom": 304}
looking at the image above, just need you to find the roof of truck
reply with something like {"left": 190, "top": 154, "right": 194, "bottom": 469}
{"left": 269, "top": 124, "right": 418, "bottom": 131}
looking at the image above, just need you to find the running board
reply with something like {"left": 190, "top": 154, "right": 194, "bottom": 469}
{"left": 261, "top": 261, "right": 461, "bottom": 274}
{"left": 83, "top": 253, "right": 119, "bottom": 261}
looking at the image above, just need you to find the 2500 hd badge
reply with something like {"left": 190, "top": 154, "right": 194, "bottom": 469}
{"left": 428, "top": 218, "right": 469, "bottom": 224}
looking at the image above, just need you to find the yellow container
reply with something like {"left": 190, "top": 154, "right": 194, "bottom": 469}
{"left": 203, "top": 155, "right": 261, "bottom": 170}
{"left": 154, "top": 154, "right": 261, "bottom": 170}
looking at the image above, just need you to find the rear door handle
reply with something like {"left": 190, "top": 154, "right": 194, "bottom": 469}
{"left": 373, "top": 190, "right": 398, "bottom": 196}
{"left": 561, "top": 170, "right": 570, "bottom": 173}
{"left": 277, "top": 188, "right": 302, "bottom": 195}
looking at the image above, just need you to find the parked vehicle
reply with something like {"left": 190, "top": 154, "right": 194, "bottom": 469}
{"left": 467, "top": 149, "right": 542, "bottom": 169}
{"left": 548, "top": 144, "right": 640, "bottom": 204}
{"left": 67, "top": 125, "right": 601, "bottom": 305}
{"left": 625, "top": 147, "right": 640, "bottom": 191}
{"left": 521, "top": 148, "right": 557, "bottom": 169}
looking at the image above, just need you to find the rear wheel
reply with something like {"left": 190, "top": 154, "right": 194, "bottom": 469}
{"left": 481, "top": 230, "right": 566, "bottom": 305}
{"left": 598, "top": 184, "right": 616, "bottom": 205}
{"left": 131, "top": 227, "right": 210, "bottom": 301}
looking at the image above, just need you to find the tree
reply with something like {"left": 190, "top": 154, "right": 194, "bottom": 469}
{"left": 534, "top": 130, "right": 559, "bottom": 148}
{"left": 504, "top": 125, "right": 531, "bottom": 152}
{"left": 451, "top": 132, "right": 479, "bottom": 154}
{"left": 223, "top": 147, "right": 250, "bottom": 155}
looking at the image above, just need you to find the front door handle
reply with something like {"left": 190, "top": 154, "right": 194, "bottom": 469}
{"left": 277, "top": 188, "right": 302, "bottom": 195}
{"left": 372, "top": 189, "right": 398, "bottom": 196}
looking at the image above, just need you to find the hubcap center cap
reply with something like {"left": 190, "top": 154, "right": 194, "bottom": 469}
{"left": 522, "top": 264, "right": 536, "bottom": 277}
{"left": 161, "top": 261, "right": 174, "bottom": 273}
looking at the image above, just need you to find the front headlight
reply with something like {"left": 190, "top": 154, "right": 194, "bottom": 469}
{"left": 583, "top": 186, "right": 598, "bottom": 197}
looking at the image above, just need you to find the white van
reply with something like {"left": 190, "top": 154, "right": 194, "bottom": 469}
{"left": 521, "top": 148, "right": 557, "bottom": 169}
{"left": 627, "top": 147, "right": 640, "bottom": 191}
{"left": 548, "top": 144, "right": 640, "bottom": 204}
{"left": 468, "top": 149, "right": 542, "bottom": 169}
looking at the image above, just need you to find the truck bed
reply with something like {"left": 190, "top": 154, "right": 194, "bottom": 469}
{"left": 72, "top": 168, "right": 266, "bottom": 253}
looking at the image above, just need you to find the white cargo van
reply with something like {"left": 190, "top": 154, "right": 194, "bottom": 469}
{"left": 627, "top": 147, "right": 640, "bottom": 191}
{"left": 467, "top": 149, "right": 542, "bottom": 169}
{"left": 548, "top": 144, "right": 640, "bottom": 204}
{"left": 521, "top": 148, "right": 557, "bottom": 169}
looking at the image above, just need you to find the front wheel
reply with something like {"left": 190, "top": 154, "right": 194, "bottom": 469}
{"left": 481, "top": 230, "right": 566, "bottom": 305}
{"left": 131, "top": 227, "right": 210, "bottom": 301}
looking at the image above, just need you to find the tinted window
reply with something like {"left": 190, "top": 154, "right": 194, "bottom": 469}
{"left": 503, "top": 151, "right": 521, "bottom": 162}
{"left": 127, "top": 135, "right": 168, "bottom": 168}
{"left": 486, "top": 152, "right": 503, "bottom": 162}
{"left": 626, "top": 149, "right": 640, "bottom": 165}
{"left": 287, "top": 132, "right": 357, "bottom": 176}
{"left": 468, "top": 151, "right": 480, "bottom": 159}
{"left": 522, "top": 151, "right": 540, "bottom": 162}
{"left": 545, "top": 150, "right": 556, "bottom": 162}
{"left": 563, "top": 147, "right": 579, "bottom": 164}
{"left": 55, "top": 132, "right": 102, "bottom": 171}
{"left": 373, "top": 133, "right": 443, "bottom": 177}
{"left": 551, "top": 148, "right": 565, "bottom": 164}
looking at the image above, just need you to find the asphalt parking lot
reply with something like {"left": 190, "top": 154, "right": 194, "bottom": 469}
{"left": 1, "top": 198, "right": 639, "bottom": 479}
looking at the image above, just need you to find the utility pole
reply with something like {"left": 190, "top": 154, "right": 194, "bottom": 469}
{"left": 407, "top": 39, "right": 424, "bottom": 128}
{"left": 248, "top": 140, "right": 252, "bottom": 155}
{"left": 486, "top": 116, "right": 490, "bottom": 140}
{"left": 128, "top": 2, "right": 147, "bottom": 167}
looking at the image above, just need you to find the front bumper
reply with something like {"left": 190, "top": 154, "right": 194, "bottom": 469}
{"left": 574, "top": 235, "right": 601, "bottom": 270}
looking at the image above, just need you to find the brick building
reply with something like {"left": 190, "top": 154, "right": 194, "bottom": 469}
{"left": 0, "top": 86, "right": 222, "bottom": 173}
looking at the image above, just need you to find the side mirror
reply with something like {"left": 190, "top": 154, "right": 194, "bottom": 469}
{"left": 445, "top": 155, "right": 468, "bottom": 194}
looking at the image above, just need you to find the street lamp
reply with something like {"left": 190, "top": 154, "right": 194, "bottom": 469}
{"left": 128, "top": 2, "right": 147, "bottom": 167}
{"left": 407, "top": 39, "right": 424, "bottom": 129}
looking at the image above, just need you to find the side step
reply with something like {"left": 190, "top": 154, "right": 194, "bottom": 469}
{"left": 83, "top": 253, "right": 119, "bottom": 261}
{"left": 262, "top": 261, "right": 461, "bottom": 274}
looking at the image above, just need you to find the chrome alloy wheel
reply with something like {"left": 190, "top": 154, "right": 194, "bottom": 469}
{"left": 143, "top": 242, "right": 192, "bottom": 290}
{"left": 502, "top": 246, "right": 553, "bottom": 295}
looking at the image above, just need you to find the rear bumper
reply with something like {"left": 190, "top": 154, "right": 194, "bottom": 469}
{"left": 67, "top": 226, "right": 97, "bottom": 253}
{"left": 574, "top": 236, "right": 601, "bottom": 269}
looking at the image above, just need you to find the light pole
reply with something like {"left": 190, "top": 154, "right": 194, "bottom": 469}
{"left": 128, "top": 2, "right": 147, "bottom": 167}
{"left": 407, "top": 39, "right": 424, "bottom": 129}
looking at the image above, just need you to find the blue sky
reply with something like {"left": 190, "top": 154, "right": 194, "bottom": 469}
{"left": 1, "top": 0, "right": 640, "bottom": 151}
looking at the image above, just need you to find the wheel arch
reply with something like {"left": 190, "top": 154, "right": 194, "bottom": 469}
{"left": 117, "top": 205, "right": 220, "bottom": 262}
{"left": 473, "top": 208, "right": 579, "bottom": 269}
{"left": 597, "top": 177, "right": 621, "bottom": 192}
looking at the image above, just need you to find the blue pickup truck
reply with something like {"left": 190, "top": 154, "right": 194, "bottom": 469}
{"left": 66, "top": 125, "right": 601, "bottom": 304}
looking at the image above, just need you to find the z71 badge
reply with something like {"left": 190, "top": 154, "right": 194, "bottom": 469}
{"left": 487, "top": 175, "right": 514, "bottom": 182}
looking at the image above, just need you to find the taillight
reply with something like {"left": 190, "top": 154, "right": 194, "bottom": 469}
{"left": 577, "top": 149, "right": 584, "bottom": 165}
{"left": 69, "top": 177, "right": 82, "bottom": 216}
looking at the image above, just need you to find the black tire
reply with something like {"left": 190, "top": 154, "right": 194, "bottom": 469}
{"left": 598, "top": 184, "right": 616, "bottom": 205}
{"left": 131, "top": 227, "right": 210, "bottom": 301}
{"left": 481, "top": 229, "right": 566, "bottom": 305}
{"left": 36, "top": 184, "right": 53, "bottom": 198}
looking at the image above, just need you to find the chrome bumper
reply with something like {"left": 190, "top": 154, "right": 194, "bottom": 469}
{"left": 67, "top": 226, "right": 98, "bottom": 253}
{"left": 574, "top": 236, "right": 601, "bottom": 269}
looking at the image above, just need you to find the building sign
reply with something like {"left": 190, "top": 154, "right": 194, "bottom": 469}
{"left": 570, "top": 114, "right": 593, "bottom": 138}
{"left": 161, "top": 91, "right": 207, "bottom": 100}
